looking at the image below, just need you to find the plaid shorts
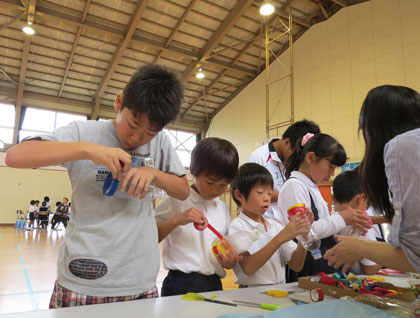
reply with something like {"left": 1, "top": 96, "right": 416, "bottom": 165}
{"left": 49, "top": 280, "right": 159, "bottom": 308}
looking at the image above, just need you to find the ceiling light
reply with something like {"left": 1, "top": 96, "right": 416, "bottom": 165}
{"left": 22, "top": 23, "right": 35, "bottom": 35}
{"left": 259, "top": 1, "right": 275, "bottom": 16}
{"left": 196, "top": 67, "right": 205, "bottom": 79}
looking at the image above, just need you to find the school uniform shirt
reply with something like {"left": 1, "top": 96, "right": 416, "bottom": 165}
{"left": 155, "top": 187, "right": 231, "bottom": 278}
{"left": 344, "top": 227, "right": 378, "bottom": 275}
{"left": 247, "top": 139, "right": 287, "bottom": 222}
{"left": 228, "top": 213, "right": 296, "bottom": 286}
{"left": 384, "top": 128, "right": 420, "bottom": 273}
{"left": 278, "top": 171, "right": 346, "bottom": 239}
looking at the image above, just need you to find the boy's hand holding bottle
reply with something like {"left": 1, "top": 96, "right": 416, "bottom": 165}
{"left": 88, "top": 144, "right": 132, "bottom": 180}
{"left": 174, "top": 207, "right": 205, "bottom": 226}
{"left": 214, "top": 239, "right": 243, "bottom": 269}
{"left": 120, "top": 166, "right": 156, "bottom": 199}
{"left": 339, "top": 207, "right": 372, "bottom": 235}
{"left": 283, "top": 213, "right": 312, "bottom": 242}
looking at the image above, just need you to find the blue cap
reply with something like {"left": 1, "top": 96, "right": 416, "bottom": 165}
{"left": 103, "top": 173, "right": 119, "bottom": 196}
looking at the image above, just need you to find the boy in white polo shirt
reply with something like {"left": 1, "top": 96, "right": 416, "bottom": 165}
{"left": 155, "top": 137, "right": 240, "bottom": 296}
{"left": 229, "top": 163, "right": 311, "bottom": 287}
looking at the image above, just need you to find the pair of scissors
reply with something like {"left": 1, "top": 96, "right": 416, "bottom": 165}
{"left": 261, "top": 289, "right": 305, "bottom": 297}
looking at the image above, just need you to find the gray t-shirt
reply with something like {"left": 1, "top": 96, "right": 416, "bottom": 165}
{"left": 34, "top": 120, "right": 186, "bottom": 296}
{"left": 384, "top": 127, "right": 420, "bottom": 273}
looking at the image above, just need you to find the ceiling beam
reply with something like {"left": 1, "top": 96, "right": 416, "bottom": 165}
{"left": 0, "top": 0, "right": 255, "bottom": 77}
{"left": 58, "top": 0, "right": 91, "bottom": 98}
{"left": 153, "top": 0, "right": 198, "bottom": 64}
{"left": 330, "top": 0, "right": 347, "bottom": 7}
{"left": 12, "top": 0, "right": 35, "bottom": 145}
{"left": 0, "top": 11, "right": 25, "bottom": 31}
{"left": 209, "top": 79, "right": 252, "bottom": 120}
{"left": 94, "top": 0, "right": 150, "bottom": 101}
{"left": 182, "top": 70, "right": 226, "bottom": 118}
{"left": 318, "top": 2, "right": 329, "bottom": 19}
{"left": 180, "top": 0, "right": 254, "bottom": 82}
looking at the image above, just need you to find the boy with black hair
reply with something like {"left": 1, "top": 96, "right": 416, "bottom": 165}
{"left": 229, "top": 163, "right": 311, "bottom": 286}
{"left": 156, "top": 137, "right": 241, "bottom": 296}
{"left": 247, "top": 119, "right": 320, "bottom": 222}
{"left": 332, "top": 171, "right": 382, "bottom": 274}
{"left": 6, "top": 64, "right": 189, "bottom": 307}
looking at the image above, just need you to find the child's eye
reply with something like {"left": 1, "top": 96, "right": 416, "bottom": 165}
{"left": 128, "top": 123, "right": 135, "bottom": 129}
{"left": 257, "top": 191, "right": 263, "bottom": 194}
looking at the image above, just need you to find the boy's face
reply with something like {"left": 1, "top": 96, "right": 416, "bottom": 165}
{"left": 235, "top": 184, "right": 272, "bottom": 218}
{"left": 63, "top": 199, "right": 68, "bottom": 204}
{"left": 194, "top": 174, "right": 229, "bottom": 200}
{"left": 334, "top": 193, "right": 367, "bottom": 212}
{"left": 113, "top": 93, "right": 160, "bottom": 150}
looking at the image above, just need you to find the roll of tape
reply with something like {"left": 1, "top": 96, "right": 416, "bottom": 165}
{"left": 193, "top": 217, "right": 208, "bottom": 231}
{"left": 310, "top": 288, "right": 324, "bottom": 302}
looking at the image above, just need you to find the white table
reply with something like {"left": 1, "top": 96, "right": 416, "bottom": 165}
{"left": 1, "top": 276, "right": 415, "bottom": 318}
{"left": 0, "top": 283, "right": 314, "bottom": 318}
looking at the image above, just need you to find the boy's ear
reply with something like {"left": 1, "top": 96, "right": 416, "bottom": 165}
{"left": 114, "top": 93, "right": 123, "bottom": 111}
{"left": 356, "top": 193, "right": 368, "bottom": 209}
{"left": 233, "top": 189, "right": 244, "bottom": 202}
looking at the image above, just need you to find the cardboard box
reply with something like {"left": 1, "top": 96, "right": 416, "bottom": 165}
{"left": 298, "top": 276, "right": 416, "bottom": 302}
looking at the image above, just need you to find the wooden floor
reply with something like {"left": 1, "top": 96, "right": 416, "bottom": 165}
{"left": 0, "top": 224, "right": 237, "bottom": 314}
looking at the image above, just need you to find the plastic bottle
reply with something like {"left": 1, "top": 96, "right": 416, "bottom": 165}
{"left": 340, "top": 211, "right": 372, "bottom": 237}
{"left": 212, "top": 231, "right": 260, "bottom": 257}
{"left": 287, "top": 204, "right": 322, "bottom": 260}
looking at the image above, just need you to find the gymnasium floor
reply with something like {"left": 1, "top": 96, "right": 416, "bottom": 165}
{"left": 0, "top": 225, "right": 238, "bottom": 314}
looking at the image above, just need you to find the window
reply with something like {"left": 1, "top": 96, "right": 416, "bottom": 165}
{"left": 20, "top": 108, "right": 87, "bottom": 141}
{"left": 164, "top": 129, "right": 197, "bottom": 167}
{"left": 0, "top": 103, "right": 15, "bottom": 144}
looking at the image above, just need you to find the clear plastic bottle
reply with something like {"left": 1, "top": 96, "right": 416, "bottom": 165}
{"left": 339, "top": 211, "right": 372, "bottom": 237}
{"left": 212, "top": 230, "right": 260, "bottom": 257}
{"left": 287, "top": 204, "right": 322, "bottom": 260}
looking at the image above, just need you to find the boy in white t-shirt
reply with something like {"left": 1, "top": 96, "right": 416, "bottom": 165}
{"left": 228, "top": 163, "right": 312, "bottom": 287}
{"left": 332, "top": 171, "right": 382, "bottom": 275}
{"left": 156, "top": 137, "right": 241, "bottom": 296}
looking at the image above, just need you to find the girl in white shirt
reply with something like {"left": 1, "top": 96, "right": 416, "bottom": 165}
{"left": 229, "top": 163, "right": 312, "bottom": 287}
{"left": 278, "top": 133, "right": 371, "bottom": 280}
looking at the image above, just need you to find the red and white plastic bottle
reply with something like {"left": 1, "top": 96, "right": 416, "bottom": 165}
{"left": 287, "top": 204, "right": 322, "bottom": 260}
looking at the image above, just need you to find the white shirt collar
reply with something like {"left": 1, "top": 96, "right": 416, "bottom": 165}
{"left": 238, "top": 212, "right": 273, "bottom": 232}
{"left": 189, "top": 187, "right": 219, "bottom": 207}
{"left": 290, "top": 171, "right": 318, "bottom": 189}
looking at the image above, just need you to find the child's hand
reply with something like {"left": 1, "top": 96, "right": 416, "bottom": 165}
{"left": 339, "top": 207, "right": 372, "bottom": 234}
{"left": 283, "top": 214, "right": 311, "bottom": 241}
{"left": 120, "top": 166, "right": 156, "bottom": 199}
{"left": 215, "top": 239, "right": 242, "bottom": 269}
{"left": 175, "top": 208, "right": 205, "bottom": 226}
{"left": 88, "top": 144, "right": 131, "bottom": 179}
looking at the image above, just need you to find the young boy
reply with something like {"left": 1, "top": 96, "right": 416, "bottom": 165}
{"left": 155, "top": 137, "right": 240, "bottom": 296}
{"left": 5, "top": 64, "right": 189, "bottom": 307}
{"left": 247, "top": 120, "right": 320, "bottom": 222}
{"left": 229, "top": 163, "right": 312, "bottom": 287}
{"left": 51, "top": 197, "right": 69, "bottom": 230}
{"left": 332, "top": 170, "right": 382, "bottom": 275}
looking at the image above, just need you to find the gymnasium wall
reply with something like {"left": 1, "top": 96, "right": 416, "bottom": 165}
{"left": 0, "top": 152, "right": 71, "bottom": 224}
{"left": 207, "top": 0, "right": 420, "bottom": 164}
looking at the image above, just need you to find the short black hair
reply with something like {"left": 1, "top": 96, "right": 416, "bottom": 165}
{"left": 43, "top": 196, "right": 50, "bottom": 202}
{"left": 190, "top": 137, "right": 239, "bottom": 182}
{"left": 122, "top": 64, "right": 184, "bottom": 130}
{"left": 56, "top": 201, "right": 61, "bottom": 207}
{"left": 41, "top": 201, "right": 47, "bottom": 207}
{"left": 231, "top": 163, "right": 273, "bottom": 207}
{"left": 333, "top": 171, "right": 363, "bottom": 204}
{"left": 282, "top": 119, "right": 320, "bottom": 150}
{"left": 30, "top": 200, "right": 35, "bottom": 205}
{"left": 35, "top": 200, "right": 39, "bottom": 203}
